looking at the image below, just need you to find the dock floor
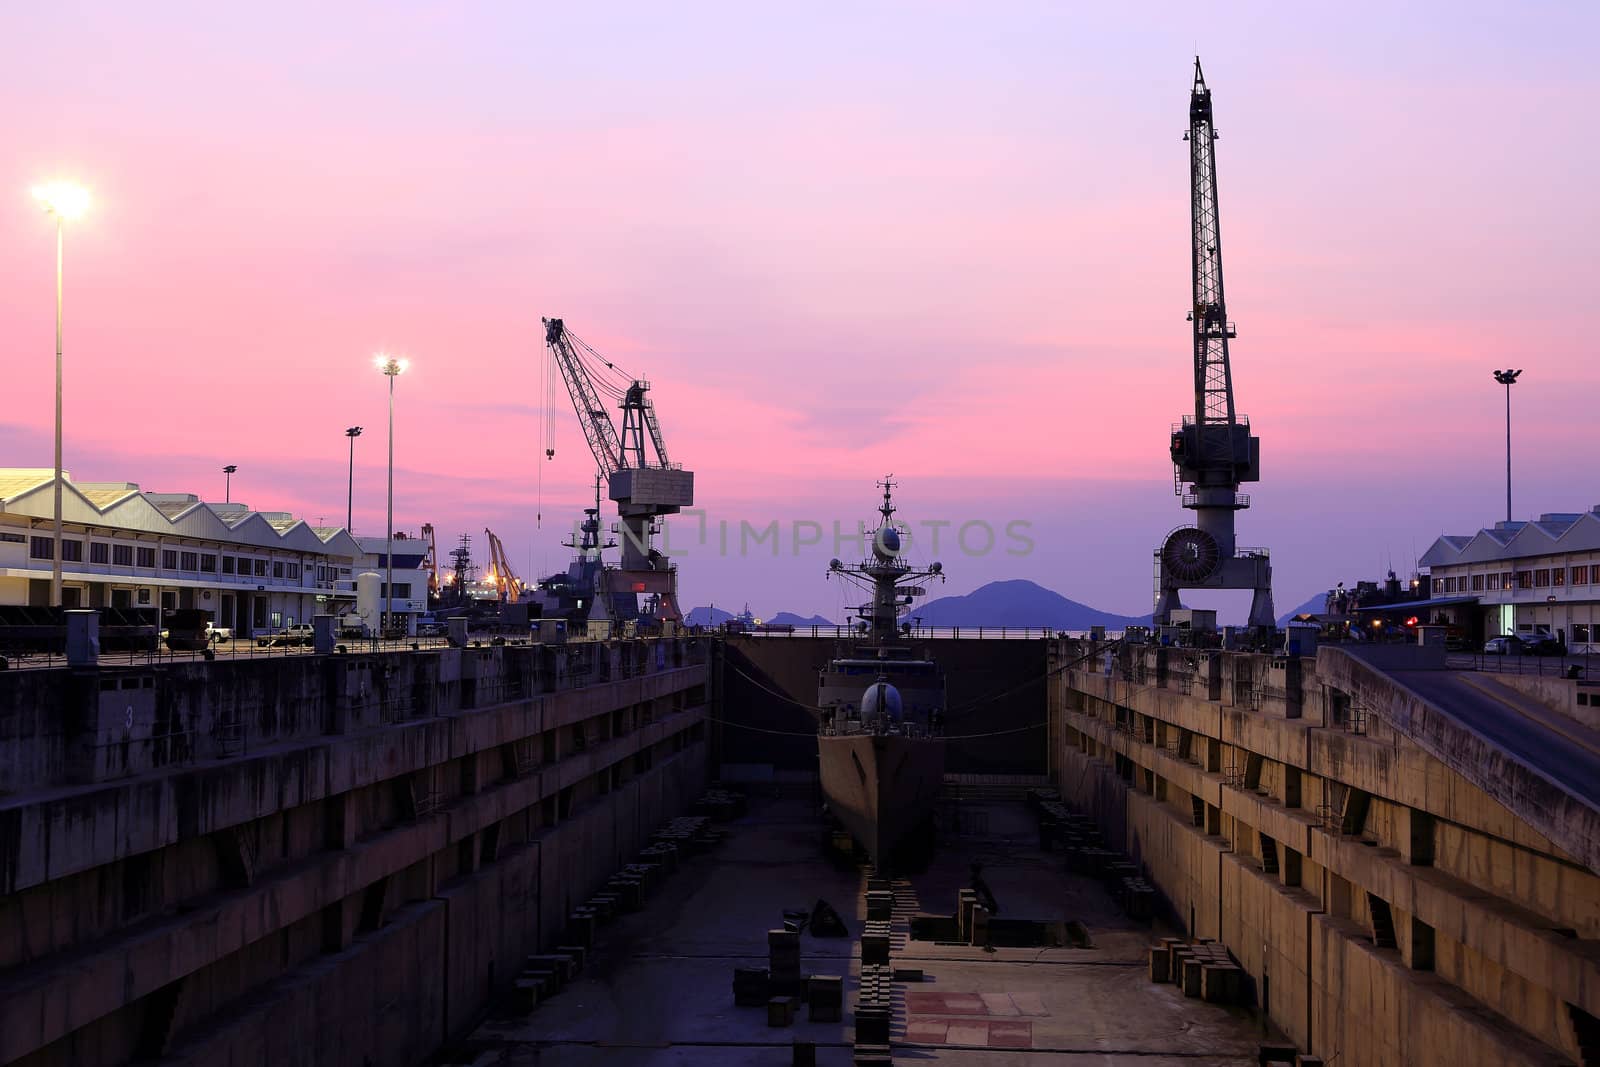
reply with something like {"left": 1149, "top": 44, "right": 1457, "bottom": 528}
{"left": 463, "top": 792, "right": 1271, "bottom": 1065}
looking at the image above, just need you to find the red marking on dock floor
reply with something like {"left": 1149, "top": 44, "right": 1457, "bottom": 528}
{"left": 906, "top": 991, "right": 1048, "bottom": 1018}
{"left": 901, "top": 1018, "right": 1034, "bottom": 1049}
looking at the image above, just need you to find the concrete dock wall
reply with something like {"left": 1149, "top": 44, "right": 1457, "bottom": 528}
{"left": 1051, "top": 639, "right": 1598, "bottom": 1067}
{"left": 0, "top": 638, "right": 711, "bottom": 1067}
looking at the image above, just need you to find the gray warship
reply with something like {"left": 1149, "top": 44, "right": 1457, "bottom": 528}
{"left": 817, "top": 479, "right": 948, "bottom": 867}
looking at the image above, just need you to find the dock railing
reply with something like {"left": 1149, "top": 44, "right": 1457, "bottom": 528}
{"left": 732, "top": 625, "right": 1122, "bottom": 641}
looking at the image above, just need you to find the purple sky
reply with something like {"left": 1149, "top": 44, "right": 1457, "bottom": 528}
{"left": 1, "top": 3, "right": 1596, "bottom": 618}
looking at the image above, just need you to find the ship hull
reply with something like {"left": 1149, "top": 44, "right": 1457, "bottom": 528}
{"left": 818, "top": 733, "right": 946, "bottom": 867}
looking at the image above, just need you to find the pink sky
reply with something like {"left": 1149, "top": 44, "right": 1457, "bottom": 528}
{"left": 1, "top": 3, "right": 1596, "bottom": 618}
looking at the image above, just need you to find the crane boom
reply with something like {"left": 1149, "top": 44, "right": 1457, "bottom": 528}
{"left": 1189, "top": 58, "right": 1237, "bottom": 428}
{"left": 484, "top": 527, "right": 522, "bottom": 604}
{"left": 419, "top": 523, "right": 440, "bottom": 598}
{"left": 544, "top": 317, "right": 623, "bottom": 474}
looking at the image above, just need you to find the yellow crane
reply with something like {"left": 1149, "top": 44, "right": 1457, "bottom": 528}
{"left": 419, "top": 523, "right": 440, "bottom": 599}
{"left": 483, "top": 527, "right": 524, "bottom": 604}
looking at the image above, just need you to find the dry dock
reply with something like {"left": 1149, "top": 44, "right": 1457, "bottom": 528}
{"left": 466, "top": 791, "right": 1268, "bottom": 1065}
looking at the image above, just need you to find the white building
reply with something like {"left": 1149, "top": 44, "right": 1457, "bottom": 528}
{"left": 1419, "top": 507, "right": 1600, "bottom": 653}
{"left": 354, "top": 535, "right": 432, "bottom": 632}
{"left": 0, "top": 469, "right": 427, "bottom": 637}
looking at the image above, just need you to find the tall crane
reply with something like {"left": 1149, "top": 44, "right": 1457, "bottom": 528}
{"left": 542, "top": 317, "right": 694, "bottom": 623}
{"left": 483, "top": 527, "right": 524, "bottom": 604}
{"left": 1154, "top": 60, "right": 1275, "bottom": 631}
{"left": 419, "top": 523, "right": 440, "bottom": 601}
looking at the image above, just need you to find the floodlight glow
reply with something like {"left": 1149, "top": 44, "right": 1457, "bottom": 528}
{"left": 32, "top": 181, "right": 90, "bottom": 220}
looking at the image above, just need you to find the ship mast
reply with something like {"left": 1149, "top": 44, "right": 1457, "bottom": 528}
{"left": 828, "top": 478, "right": 943, "bottom": 645}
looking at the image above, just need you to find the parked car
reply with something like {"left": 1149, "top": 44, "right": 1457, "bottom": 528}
{"left": 264, "top": 623, "right": 315, "bottom": 648}
{"left": 416, "top": 621, "right": 446, "bottom": 638}
{"left": 1483, "top": 636, "right": 1526, "bottom": 655}
{"left": 205, "top": 623, "right": 232, "bottom": 643}
{"left": 1524, "top": 635, "right": 1566, "bottom": 657}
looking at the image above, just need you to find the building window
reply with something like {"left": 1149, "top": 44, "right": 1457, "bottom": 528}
{"left": 161, "top": 591, "right": 176, "bottom": 611}
{"left": 1432, "top": 578, "right": 1444, "bottom": 595}
{"left": 253, "top": 559, "right": 268, "bottom": 577}
{"left": 137, "top": 588, "right": 151, "bottom": 605}
{"left": 222, "top": 556, "right": 235, "bottom": 574}
{"left": 200, "top": 553, "right": 218, "bottom": 573}
{"left": 1533, "top": 568, "right": 1550, "bottom": 588}
{"left": 1470, "top": 573, "right": 1485, "bottom": 592}
{"left": 137, "top": 546, "right": 156, "bottom": 568}
{"left": 162, "top": 549, "right": 178, "bottom": 569}
{"left": 180, "top": 551, "right": 199, "bottom": 571}
{"left": 286, "top": 562, "right": 300, "bottom": 580}
{"left": 1553, "top": 567, "right": 1565, "bottom": 587}
{"left": 0, "top": 531, "right": 22, "bottom": 544}
{"left": 1574, "top": 565, "right": 1590, "bottom": 586}
{"left": 270, "top": 611, "right": 282, "bottom": 629}
{"left": 381, "top": 583, "right": 413, "bottom": 600}
{"left": 61, "top": 539, "right": 83, "bottom": 563}
{"left": 1574, "top": 623, "right": 1592, "bottom": 643}
{"left": 272, "top": 561, "right": 285, "bottom": 579}
{"left": 1517, "top": 571, "right": 1533, "bottom": 589}
{"left": 113, "top": 544, "right": 133, "bottom": 566}
{"left": 90, "top": 542, "right": 109, "bottom": 564}
{"left": 30, "top": 536, "right": 53, "bottom": 560}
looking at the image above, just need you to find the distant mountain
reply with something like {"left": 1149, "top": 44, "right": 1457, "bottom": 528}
{"left": 768, "top": 611, "right": 835, "bottom": 627}
{"left": 1277, "top": 592, "right": 1328, "bottom": 626}
{"left": 913, "top": 579, "right": 1151, "bottom": 630}
{"left": 684, "top": 606, "right": 735, "bottom": 627}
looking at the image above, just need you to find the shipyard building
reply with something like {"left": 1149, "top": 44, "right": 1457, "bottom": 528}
{"left": 1419, "top": 506, "right": 1600, "bottom": 653}
{"left": 0, "top": 469, "right": 430, "bottom": 635}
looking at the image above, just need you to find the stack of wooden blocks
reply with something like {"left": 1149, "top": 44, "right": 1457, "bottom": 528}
{"left": 1149, "top": 937, "right": 1243, "bottom": 1004}
{"left": 769, "top": 928, "right": 803, "bottom": 996}
{"left": 861, "top": 920, "right": 892, "bottom": 965}
{"left": 853, "top": 962, "right": 893, "bottom": 1063}
{"left": 805, "top": 974, "right": 843, "bottom": 1022}
{"left": 733, "top": 966, "right": 770, "bottom": 1007}
{"left": 508, "top": 946, "right": 584, "bottom": 1014}
{"left": 1117, "top": 874, "right": 1155, "bottom": 920}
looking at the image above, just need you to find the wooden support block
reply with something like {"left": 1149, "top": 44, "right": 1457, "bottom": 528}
{"left": 509, "top": 978, "right": 540, "bottom": 1013}
{"left": 1182, "top": 957, "right": 1204, "bottom": 997}
{"left": 1201, "top": 963, "right": 1233, "bottom": 1004}
{"left": 1149, "top": 945, "right": 1171, "bottom": 983}
{"left": 767, "top": 995, "right": 798, "bottom": 1027}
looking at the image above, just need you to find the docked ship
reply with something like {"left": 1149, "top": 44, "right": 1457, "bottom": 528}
{"left": 817, "top": 479, "right": 948, "bottom": 868}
